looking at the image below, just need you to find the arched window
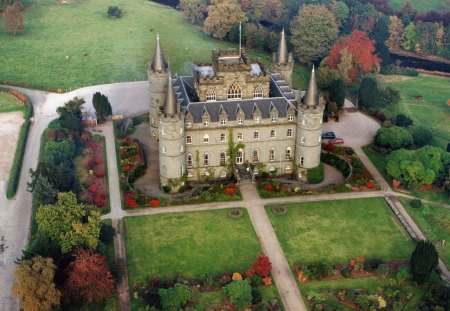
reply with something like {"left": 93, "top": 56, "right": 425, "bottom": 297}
{"left": 220, "top": 133, "right": 226, "bottom": 142}
{"left": 299, "top": 155, "right": 304, "bottom": 167}
{"left": 220, "top": 151, "right": 226, "bottom": 166}
{"left": 227, "top": 82, "right": 242, "bottom": 99}
{"left": 206, "top": 89, "right": 216, "bottom": 101}
{"left": 203, "top": 153, "right": 209, "bottom": 166}
{"left": 285, "top": 147, "right": 292, "bottom": 160}
{"left": 270, "top": 129, "right": 276, "bottom": 138}
{"left": 162, "top": 145, "right": 166, "bottom": 154}
{"left": 252, "top": 149, "right": 259, "bottom": 163}
{"left": 204, "top": 134, "right": 209, "bottom": 143}
{"left": 269, "top": 148, "right": 276, "bottom": 161}
{"left": 287, "top": 128, "right": 293, "bottom": 137}
{"left": 186, "top": 135, "right": 192, "bottom": 144}
{"left": 253, "top": 85, "right": 263, "bottom": 99}
{"left": 187, "top": 154, "right": 193, "bottom": 167}
{"left": 301, "top": 136, "right": 305, "bottom": 144}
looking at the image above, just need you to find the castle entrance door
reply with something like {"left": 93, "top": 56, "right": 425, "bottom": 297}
{"left": 236, "top": 149, "right": 244, "bottom": 164}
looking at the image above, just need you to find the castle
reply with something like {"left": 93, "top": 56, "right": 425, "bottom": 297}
{"left": 148, "top": 31, "right": 325, "bottom": 192}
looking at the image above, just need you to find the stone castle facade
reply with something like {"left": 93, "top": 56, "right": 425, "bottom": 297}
{"left": 148, "top": 31, "right": 325, "bottom": 192}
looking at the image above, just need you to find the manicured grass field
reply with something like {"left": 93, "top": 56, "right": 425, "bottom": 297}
{"left": 379, "top": 74, "right": 450, "bottom": 149}
{"left": 266, "top": 198, "right": 414, "bottom": 265}
{"left": 1, "top": 0, "right": 308, "bottom": 91}
{"left": 0, "top": 91, "right": 24, "bottom": 113}
{"left": 388, "top": 0, "right": 444, "bottom": 12}
{"left": 124, "top": 209, "right": 261, "bottom": 282}
{"left": 403, "top": 199, "right": 450, "bottom": 269}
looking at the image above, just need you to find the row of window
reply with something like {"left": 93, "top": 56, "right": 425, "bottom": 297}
{"left": 186, "top": 147, "right": 293, "bottom": 167}
{"left": 198, "top": 114, "right": 294, "bottom": 127}
{"left": 187, "top": 129, "right": 294, "bottom": 144}
{"left": 206, "top": 83, "right": 264, "bottom": 101}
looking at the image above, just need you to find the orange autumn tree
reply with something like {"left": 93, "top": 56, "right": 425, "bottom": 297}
{"left": 65, "top": 248, "right": 115, "bottom": 304}
{"left": 327, "top": 30, "right": 381, "bottom": 84}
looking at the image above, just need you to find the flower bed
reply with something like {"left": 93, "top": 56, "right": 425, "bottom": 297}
{"left": 117, "top": 136, "right": 163, "bottom": 208}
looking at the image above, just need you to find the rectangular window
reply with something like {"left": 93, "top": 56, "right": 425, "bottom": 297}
{"left": 254, "top": 117, "right": 260, "bottom": 123}
{"left": 237, "top": 133, "right": 243, "bottom": 140}
{"left": 288, "top": 115, "right": 294, "bottom": 122}
{"left": 221, "top": 119, "right": 227, "bottom": 125}
{"left": 254, "top": 131, "right": 259, "bottom": 139}
{"left": 203, "top": 120, "right": 209, "bottom": 126}
{"left": 220, "top": 133, "right": 226, "bottom": 142}
{"left": 269, "top": 149, "right": 275, "bottom": 161}
{"left": 186, "top": 122, "right": 192, "bottom": 128}
{"left": 271, "top": 115, "right": 277, "bottom": 123}
{"left": 237, "top": 118, "right": 244, "bottom": 124}
{"left": 186, "top": 136, "right": 192, "bottom": 144}
{"left": 287, "top": 129, "right": 293, "bottom": 137}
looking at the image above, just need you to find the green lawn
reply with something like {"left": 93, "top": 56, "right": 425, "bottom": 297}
{"left": 266, "top": 198, "right": 414, "bottom": 265}
{"left": 403, "top": 199, "right": 450, "bottom": 269}
{"left": 0, "top": 91, "right": 24, "bottom": 113}
{"left": 0, "top": 0, "right": 308, "bottom": 91}
{"left": 388, "top": 0, "right": 445, "bottom": 12}
{"left": 124, "top": 209, "right": 262, "bottom": 282}
{"left": 379, "top": 74, "right": 450, "bottom": 149}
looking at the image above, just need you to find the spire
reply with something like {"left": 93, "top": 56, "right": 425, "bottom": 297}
{"left": 151, "top": 34, "right": 167, "bottom": 72}
{"left": 276, "top": 28, "right": 288, "bottom": 64}
{"left": 164, "top": 75, "right": 177, "bottom": 116}
{"left": 303, "top": 65, "right": 319, "bottom": 107}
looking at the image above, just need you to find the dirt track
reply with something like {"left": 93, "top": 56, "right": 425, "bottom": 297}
{"left": 0, "top": 112, "right": 23, "bottom": 181}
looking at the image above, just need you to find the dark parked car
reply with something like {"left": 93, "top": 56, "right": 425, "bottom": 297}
{"left": 321, "top": 131, "right": 336, "bottom": 139}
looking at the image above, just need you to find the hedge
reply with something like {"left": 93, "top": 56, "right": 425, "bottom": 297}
{"left": 307, "top": 162, "right": 324, "bottom": 184}
{"left": 321, "top": 152, "right": 351, "bottom": 179}
{"left": 3, "top": 87, "right": 34, "bottom": 199}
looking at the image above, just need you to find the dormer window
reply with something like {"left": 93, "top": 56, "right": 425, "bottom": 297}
{"left": 220, "top": 118, "right": 227, "bottom": 125}
{"left": 186, "top": 121, "right": 192, "bottom": 128}
{"left": 254, "top": 116, "right": 260, "bottom": 123}
{"left": 206, "top": 89, "right": 216, "bottom": 101}
{"left": 237, "top": 117, "right": 244, "bottom": 124}
{"left": 203, "top": 120, "right": 209, "bottom": 126}
{"left": 288, "top": 115, "right": 294, "bottom": 121}
{"left": 227, "top": 82, "right": 242, "bottom": 100}
{"left": 253, "top": 85, "right": 263, "bottom": 99}
{"left": 271, "top": 115, "right": 277, "bottom": 123}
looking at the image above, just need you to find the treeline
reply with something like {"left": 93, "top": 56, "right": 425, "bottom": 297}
{"left": 179, "top": 0, "right": 450, "bottom": 62}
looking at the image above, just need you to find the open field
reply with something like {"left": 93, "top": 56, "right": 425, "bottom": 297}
{"left": 266, "top": 198, "right": 414, "bottom": 265}
{"left": 0, "top": 0, "right": 309, "bottom": 91}
{"left": 124, "top": 209, "right": 261, "bottom": 281}
{"left": 403, "top": 199, "right": 450, "bottom": 269}
{"left": 379, "top": 74, "right": 450, "bottom": 149}
{"left": 388, "top": 0, "right": 445, "bottom": 12}
{"left": 0, "top": 92, "right": 25, "bottom": 113}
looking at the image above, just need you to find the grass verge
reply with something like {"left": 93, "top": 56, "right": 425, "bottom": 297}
{"left": 266, "top": 197, "right": 414, "bottom": 265}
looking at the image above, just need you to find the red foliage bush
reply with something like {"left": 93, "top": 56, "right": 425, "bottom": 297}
{"left": 95, "top": 157, "right": 104, "bottom": 165}
{"left": 366, "top": 180, "right": 375, "bottom": 189}
{"left": 124, "top": 136, "right": 132, "bottom": 143}
{"left": 94, "top": 193, "right": 107, "bottom": 208}
{"left": 124, "top": 193, "right": 138, "bottom": 208}
{"left": 263, "top": 184, "right": 274, "bottom": 192}
{"left": 47, "top": 129, "right": 57, "bottom": 141}
{"left": 245, "top": 268, "right": 255, "bottom": 277}
{"left": 149, "top": 199, "right": 160, "bottom": 207}
{"left": 121, "top": 165, "right": 131, "bottom": 172}
{"left": 88, "top": 184, "right": 98, "bottom": 193}
{"left": 252, "top": 255, "right": 272, "bottom": 277}
{"left": 94, "top": 167, "right": 105, "bottom": 178}
{"left": 224, "top": 187, "right": 236, "bottom": 196}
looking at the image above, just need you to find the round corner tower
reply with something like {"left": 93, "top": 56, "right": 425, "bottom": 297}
{"left": 295, "top": 67, "right": 325, "bottom": 181}
{"left": 159, "top": 77, "right": 186, "bottom": 193}
{"left": 270, "top": 29, "right": 294, "bottom": 88}
{"left": 148, "top": 34, "right": 169, "bottom": 137}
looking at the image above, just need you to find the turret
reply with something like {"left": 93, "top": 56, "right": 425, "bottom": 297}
{"left": 270, "top": 29, "right": 294, "bottom": 88}
{"left": 158, "top": 76, "right": 186, "bottom": 193}
{"left": 148, "top": 34, "right": 169, "bottom": 137}
{"left": 295, "top": 66, "right": 325, "bottom": 181}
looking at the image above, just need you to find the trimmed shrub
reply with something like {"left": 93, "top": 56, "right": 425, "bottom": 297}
{"left": 410, "top": 240, "right": 439, "bottom": 284}
{"left": 408, "top": 125, "right": 433, "bottom": 147}
{"left": 410, "top": 199, "right": 422, "bottom": 209}
{"left": 307, "top": 162, "right": 324, "bottom": 184}
{"left": 395, "top": 113, "right": 413, "bottom": 127}
{"left": 107, "top": 6, "right": 122, "bottom": 18}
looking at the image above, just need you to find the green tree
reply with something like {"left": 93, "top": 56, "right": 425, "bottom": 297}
{"left": 13, "top": 256, "right": 61, "bottom": 311}
{"left": 395, "top": 113, "right": 413, "bottom": 127}
{"left": 379, "top": 86, "right": 400, "bottom": 106}
{"left": 28, "top": 174, "right": 57, "bottom": 205}
{"left": 375, "top": 126, "right": 414, "bottom": 150}
{"left": 57, "top": 97, "right": 85, "bottom": 131}
{"left": 92, "top": 92, "right": 112, "bottom": 122}
{"left": 290, "top": 4, "right": 338, "bottom": 64}
{"left": 386, "top": 15, "right": 404, "bottom": 49}
{"left": 402, "top": 23, "right": 417, "bottom": 51}
{"left": 28, "top": 161, "right": 75, "bottom": 193}
{"left": 222, "top": 280, "right": 252, "bottom": 309}
{"left": 203, "top": 0, "right": 247, "bottom": 39}
{"left": 410, "top": 240, "right": 438, "bottom": 284}
{"left": 43, "top": 139, "right": 76, "bottom": 164}
{"left": 329, "top": 78, "right": 346, "bottom": 110}
{"left": 331, "top": 1, "right": 349, "bottom": 27}
{"left": 3, "top": 1, "right": 23, "bottom": 35}
{"left": 179, "top": 0, "right": 208, "bottom": 25}
{"left": 36, "top": 192, "right": 101, "bottom": 254}
{"left": 371, "top": 15, "right": 391, "bottom": 69}
{"left": 357, "top": 76, "right": 379, "bottom": 109}
{"left": 158, "top": 283, "right": 191, "bottom": 310}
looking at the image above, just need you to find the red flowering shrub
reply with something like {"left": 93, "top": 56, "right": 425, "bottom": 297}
{"left": 88, "top": 184, "right": 98, "bottom": 193}
{"left": 263, "top": 184, "right": 274, "bottom": 192}
{"left": 121, "top": 165, "right": 131, "bottom": 172}
{"left": 262, "top": 277, "right": 272, "bottom": 286}
{"left": 224, "top": 187, "right": 236, "bottom": 196}
{"left": 94, "top": 193, "right": 107, "bottom": 207}
{"left": 124, "top": 193, "right": 138, "bottom": 208}
{"left": 124, "top": 136, "right": 132, "bottom": 143}
{"left": 149, "top": 199, "right": 160, "bottom": 207}
{"left": 366, "top": 180, "right": 375, "bottom": 189}
{"left": 245, "top": 268, "right": 255, "bottom": 277}
{"left": 94, "top": 167, "right": 105, "bottom": 178}
{"left": 252, "top": 255, "right": 272, "bottom": 277}
{"left": 95, "top": 157, "right": 104, "bottom": 165}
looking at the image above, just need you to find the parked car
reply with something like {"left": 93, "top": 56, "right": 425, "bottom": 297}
{"left": 329, "top": 137, "right": 344, "bottom": 145}
{"left": 321, "top": 131, "right": 336, "bottom": 139}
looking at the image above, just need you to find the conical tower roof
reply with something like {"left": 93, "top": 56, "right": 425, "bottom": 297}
{"left": 151, "top": 34, "right": 167, "bottom": 72}
{"left": 276, "top": 28, "right": 288, "bottom": 64}
{"left": 303, "top": 66, "right": 319, "bottom": 107}
{"left": 164, "top": 76, "right": 177, "bottom": 116}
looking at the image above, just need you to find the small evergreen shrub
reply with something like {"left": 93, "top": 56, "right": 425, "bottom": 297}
{"left": 307, "top": 162, "right": 324, "bottom": 184}
{"left": 410, "top": 199, "right": 422, "bottom": 209}
{"left": 107, "top": 6, "right": 122, "bottom": 18}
